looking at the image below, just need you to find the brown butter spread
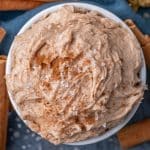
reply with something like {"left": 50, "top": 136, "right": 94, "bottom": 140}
{"left": 6, "top": 6, "right": 144, "bottom": 144}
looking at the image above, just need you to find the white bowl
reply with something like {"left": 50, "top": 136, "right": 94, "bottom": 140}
{"left": 6, "top": 2, "right": 146, "bottom": 146}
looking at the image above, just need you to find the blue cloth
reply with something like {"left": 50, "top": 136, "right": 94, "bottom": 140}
{"left": 0, "top": 0, "right": 150, "bottom": 150}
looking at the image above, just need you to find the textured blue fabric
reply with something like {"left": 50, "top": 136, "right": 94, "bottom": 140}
{"left": 0, "top": 0, "right": 150, "bottom": 150}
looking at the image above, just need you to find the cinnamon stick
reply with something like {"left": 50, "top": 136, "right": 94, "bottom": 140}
{"left": 0, "top": 55, "right": 9, "bottom": 150}
{"left": 117, "top": 119, "right": 150, "bottom": 149}
{"left": 125, "top": 19, "right": 149, "bottom": 46}
{"left": 0, "top": 0, "right": 61, "bottom": 10}
{"left": 0, "top": 27, "right": 6, "bottom": 43}
{"left": 0, "top": 0, "right": 44, "bottom": 10}
{"left": 125, "top": 19, "right": 150, "bottom": 67}
{"left": 24, "top": 0, "right": 61, "bottom": 2}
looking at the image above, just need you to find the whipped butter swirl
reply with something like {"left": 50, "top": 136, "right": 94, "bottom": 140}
{"left": 7, "top": 6, "right": 144, "bottom": 144}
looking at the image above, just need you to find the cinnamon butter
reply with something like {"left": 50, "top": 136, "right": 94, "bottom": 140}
{"left": 6, "top": 6, "right": 144, "bottom": 144}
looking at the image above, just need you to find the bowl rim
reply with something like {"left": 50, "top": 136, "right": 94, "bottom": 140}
{"left": 6, "top": 2, "right": 146, "bottom": 146}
